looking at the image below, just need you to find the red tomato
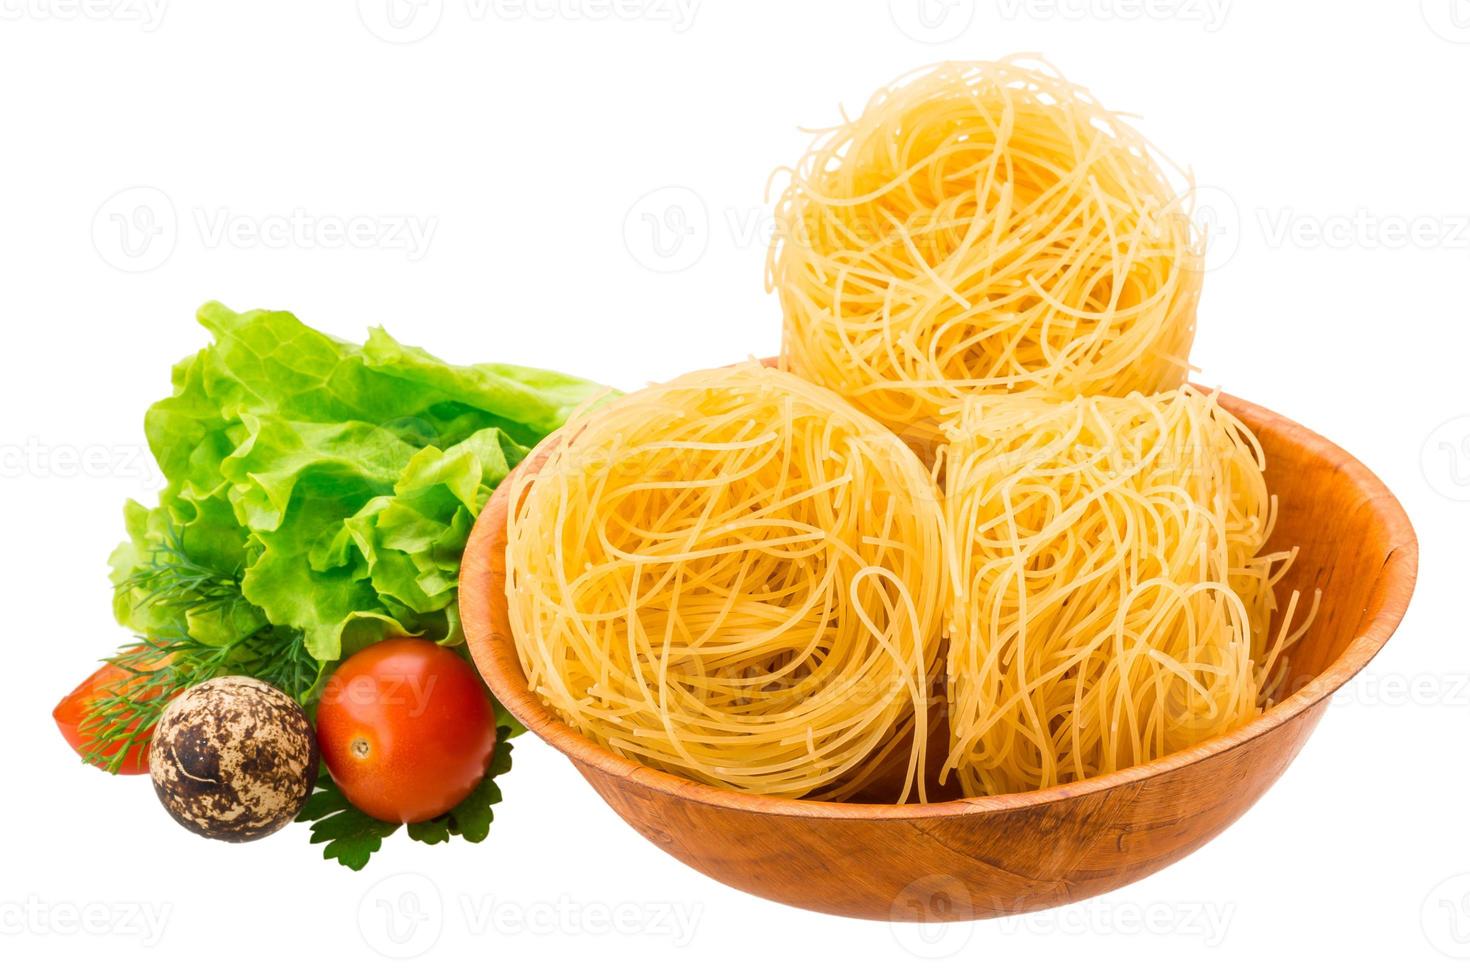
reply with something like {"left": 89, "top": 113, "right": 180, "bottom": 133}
{"left": 54, "top": 657, "right": 168, "bottom": 775}
{"left": 316, "top": 639, "right": 498, "bottom": 824}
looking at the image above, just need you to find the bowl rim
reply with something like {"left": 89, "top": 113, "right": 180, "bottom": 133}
{"left": 460, "top": 387, "right": 1418, "bottom": 821}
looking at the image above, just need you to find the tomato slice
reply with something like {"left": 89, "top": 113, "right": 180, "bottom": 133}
{"left": 316, "top": 639, "right": 498, "bottom": 823}
{"left": 54, "top": 656, "right": 169, "bottom": 775}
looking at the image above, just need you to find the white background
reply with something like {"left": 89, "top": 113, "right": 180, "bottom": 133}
{"left": 2, "top": 0, "right": 1468, "bottom": 975}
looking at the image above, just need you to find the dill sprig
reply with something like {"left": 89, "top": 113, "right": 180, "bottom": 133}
{"left": 81, "top": 528, "right": 323, "bottom": 772}
{"left": 122, "top": 531, "right": 253, "bottom": 621}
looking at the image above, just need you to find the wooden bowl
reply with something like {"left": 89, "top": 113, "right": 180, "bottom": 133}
{"left": 460, "top": 390, "right": 1416, "bottom": 921}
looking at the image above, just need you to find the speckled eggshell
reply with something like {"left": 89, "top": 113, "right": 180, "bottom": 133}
{"left": 149, "top": 676, "right": 319, "bottom": 843}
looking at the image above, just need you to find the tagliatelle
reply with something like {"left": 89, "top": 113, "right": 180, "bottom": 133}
{"left": 940, "top": 388, "right": 1315, "bottom": 796}
{"left": 769, "top": 57, "right": 1204, "bottom": 448}
{"left": 504, "top": 362, "right": 945, "bottom": 801}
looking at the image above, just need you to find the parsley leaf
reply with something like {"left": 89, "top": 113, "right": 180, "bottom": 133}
{"left": 297, "top": 726, "right": 514, "bottom": 870}
{"left": 296, "top": 773, "right": 399, "bottom": 871}
{"left": 407, "top": 730, "right": 514, "bottom": 845}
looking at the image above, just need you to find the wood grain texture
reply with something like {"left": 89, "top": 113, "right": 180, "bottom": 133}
{"left": 459, "top": 385, "right": 1417, "bottom": 921}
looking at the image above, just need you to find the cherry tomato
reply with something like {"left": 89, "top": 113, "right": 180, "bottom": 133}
{"left": 316, "top": 639, "right": 497, "bottom": 823}
{"left": 54, "top": 656, "right": 169, "bottom": 775}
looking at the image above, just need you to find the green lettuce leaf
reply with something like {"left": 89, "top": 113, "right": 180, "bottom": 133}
{"left": 112, "top": 302, "right": 601, "bottom": 664}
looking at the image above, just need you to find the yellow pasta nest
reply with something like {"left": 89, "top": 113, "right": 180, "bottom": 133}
{"left": 504, "top": 362, "right": 945, "bottom": 801}
{"left": 940, "top": 388, "right": 1311, "bottom": 796}
{"left": 769, "top": 58, "right": 1204, "bottom": 448}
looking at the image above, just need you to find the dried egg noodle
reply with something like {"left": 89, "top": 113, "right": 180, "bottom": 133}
{"left": 940, "top": 388, "right": 1314, "bottom": 796}
{"left": 769, "top": 58, "right": 1204, "bottom": 447}
{"left": 504, "top": 363, "right": 945, "bottom": 801}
